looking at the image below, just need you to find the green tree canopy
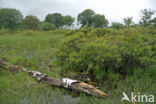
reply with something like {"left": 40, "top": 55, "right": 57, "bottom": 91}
{"left": 123, "top": 17, "right": 133, "bottom": 27}
{"left": 41, "top": 22, "right": 56, "bottom": 31}
{"left": 149, "top": 17, "right": 156, "bottom": 27}
{"left": 139, "top": 8, "right": 155, "bottom": 26}
{"left": 92, "top": 14, "right": 108, "bottom": 28}
{"left": 111, "top": 22, "right": 124, "bottom": 29}
{"left": 45, "top": 13, "right": 63, "bottom": 28}
{"left": 23, "top": 15, "right": 40, "bottom": 30}
{"left": 77, "top": 9, "right": 95, "bottom": 27}
{"left": 63, "top": 15, "right": 74, "bottom": 28}
{"left": 0, "top": 8, "right": 23, "bottom": 29}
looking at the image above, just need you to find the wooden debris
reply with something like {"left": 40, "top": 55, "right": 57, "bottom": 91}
{"left": 0, "top": 60, "right": 107, "bottom": 97}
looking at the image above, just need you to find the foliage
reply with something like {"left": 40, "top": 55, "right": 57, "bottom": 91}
{"left": 123, "top": 17, "right": 133, "bottom": 27}
{"left": 0, "top": 8, "right": 23, "bottom": 29}
{"left": 41, "top": 22, "right": 57, "bottom": 31}
{"left": 77, "top": 9, "right": 109, "bottom": 28}
{"left": 111, "top": 22, "right": 124, "bottom": 29}
{"left": 146, "top": 65, "right": 156, "bottom": 79}
{"left": 77, "top": 9, "right": 95, "bottom": 27}
{"left": 45, "top": 13, "right": 74, "bottom": 29}
{"left": 149, "top": 17, "right": 156, "bottom": 27}
{"left": 92, "top": 14, "right": 108, "bottom": 28}
{"left": 139, "top": 8, "right": 155, "bottom": 26}
{"left": 45, "top": 13, "right": 64, "bottom": 28}
{"left": 23, "top": 15, "right": 40, "bottom": 30}
{"left": 63, "top": 15, "right": 74, "bottom": 28}
{"left": 56, "top": 28, "right": 156, "bottom": 80}
{"left": 0, "top": 30, "right": 155, "bottom": 104}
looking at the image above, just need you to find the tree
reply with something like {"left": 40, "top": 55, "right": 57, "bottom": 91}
{"left": 45, "top": 13, "right": 63, "bottom": 28}
{"left": 123, "top": 17, "right": 133, "bottom": 27}
{"left": 23, "top": 15, "right": 40, "bottom": 30}
{"left": 149, "top": 17, "right": 156, "bottom": 27}
{"left": 0, "top": 8, "right": 23, "bottom": 29}
{"left": 63, "top": 15, "right": 74, "bottom": 28}
{"left": 41, "top": 22, "right": 56, "bottom": 31}
{"left": 77, "top": 9, "right": 95, "bottom": 27}
{"left": 139, "top": 8, "right": 155, "bottom": 26}
{"left": 111, "top": 22, "right": 124, "bottom": 29}
{"left": 92, "top": 14, "right": 108, "bottom": 28}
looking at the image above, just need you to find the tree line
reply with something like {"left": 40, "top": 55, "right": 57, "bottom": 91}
{"left": 0, "top": 8, "right": 156, "bottom": 30}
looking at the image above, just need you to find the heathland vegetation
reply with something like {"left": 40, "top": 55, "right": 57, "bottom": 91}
{"left": 0, "top": 7, "right": 156, "bottom": 104}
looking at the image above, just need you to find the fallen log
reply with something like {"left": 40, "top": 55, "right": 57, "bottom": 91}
{"left": 0, "top": 60, "right": 107, "bottom": 97}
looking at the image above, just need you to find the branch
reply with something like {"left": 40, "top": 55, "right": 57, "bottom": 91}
{"left": 0, "top": 60, "right": 107, "bottom": 97}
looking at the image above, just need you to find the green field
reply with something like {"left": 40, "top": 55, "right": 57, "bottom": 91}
{"left": 0, "top": 29, "right": 156, "bottom": 104}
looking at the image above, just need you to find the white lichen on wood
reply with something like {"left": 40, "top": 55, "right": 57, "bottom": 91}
{"left": 62, "top": 78, "right": 79, "bottom": 88}
{"left": 29, "top": 71, "right": 45, "bottom": 81}
{"left": 22, "top": 68, "right": 27, "bottom": 72}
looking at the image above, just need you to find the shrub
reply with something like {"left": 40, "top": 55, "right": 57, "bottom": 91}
{"left": 56, "top": 28, "right": 156, "bottom": 80}
{"left": 41, "top": 22, "right": 56, "bottom": 31}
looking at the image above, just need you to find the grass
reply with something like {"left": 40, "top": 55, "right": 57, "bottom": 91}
{"left": 0, "top": 30, "right": 155, "bottom": 104}
{"left": 0, "top": 30, "right": 64, "bottom": 76}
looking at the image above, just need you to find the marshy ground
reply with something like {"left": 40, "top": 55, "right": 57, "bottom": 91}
{"left": 0, "top": 30, "right": 155, "bottom": 104}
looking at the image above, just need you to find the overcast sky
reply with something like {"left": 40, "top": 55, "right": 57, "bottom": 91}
{"left": 0, "top": 0, "right": 156, "bottom": 24}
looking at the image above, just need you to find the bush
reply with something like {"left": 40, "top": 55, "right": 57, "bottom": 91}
{"left": 41, "top": 22, "right": 56, "bottom": 31}
{"left": 146, "top": 65, "right": 156, "bottom": 79}
{"left": 56, "top": 28, "right": 156, "bottom": 80}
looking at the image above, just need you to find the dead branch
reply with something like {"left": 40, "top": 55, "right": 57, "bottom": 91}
{"left": 0, "top": 60, "right": 107, "bottom": 97}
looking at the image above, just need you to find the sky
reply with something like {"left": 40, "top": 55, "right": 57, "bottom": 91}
{"left": 0, "top": 0, "right": 156, "bottom": 24}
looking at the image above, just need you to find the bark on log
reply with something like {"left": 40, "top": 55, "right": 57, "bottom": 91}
{"left": 0, "top": 60, "right": 107, "bottom": 97}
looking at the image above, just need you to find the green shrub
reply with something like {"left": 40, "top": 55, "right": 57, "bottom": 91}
{"left": 41, "top": 22, "right": 57, "bottom": 31}
{"left": 56, "top": 28, "right": 156, "bottom": 80}
{"left": 146, "top": 65, "right": 156, "bottom": 79}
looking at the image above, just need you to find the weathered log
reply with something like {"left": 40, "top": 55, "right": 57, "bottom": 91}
{"left": 0, "top": 60, "right": 107, "bottom": 97}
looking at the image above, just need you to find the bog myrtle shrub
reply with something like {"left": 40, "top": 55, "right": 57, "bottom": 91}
{"left": 56, "top": 28, "right": 156, "bottom": 80}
